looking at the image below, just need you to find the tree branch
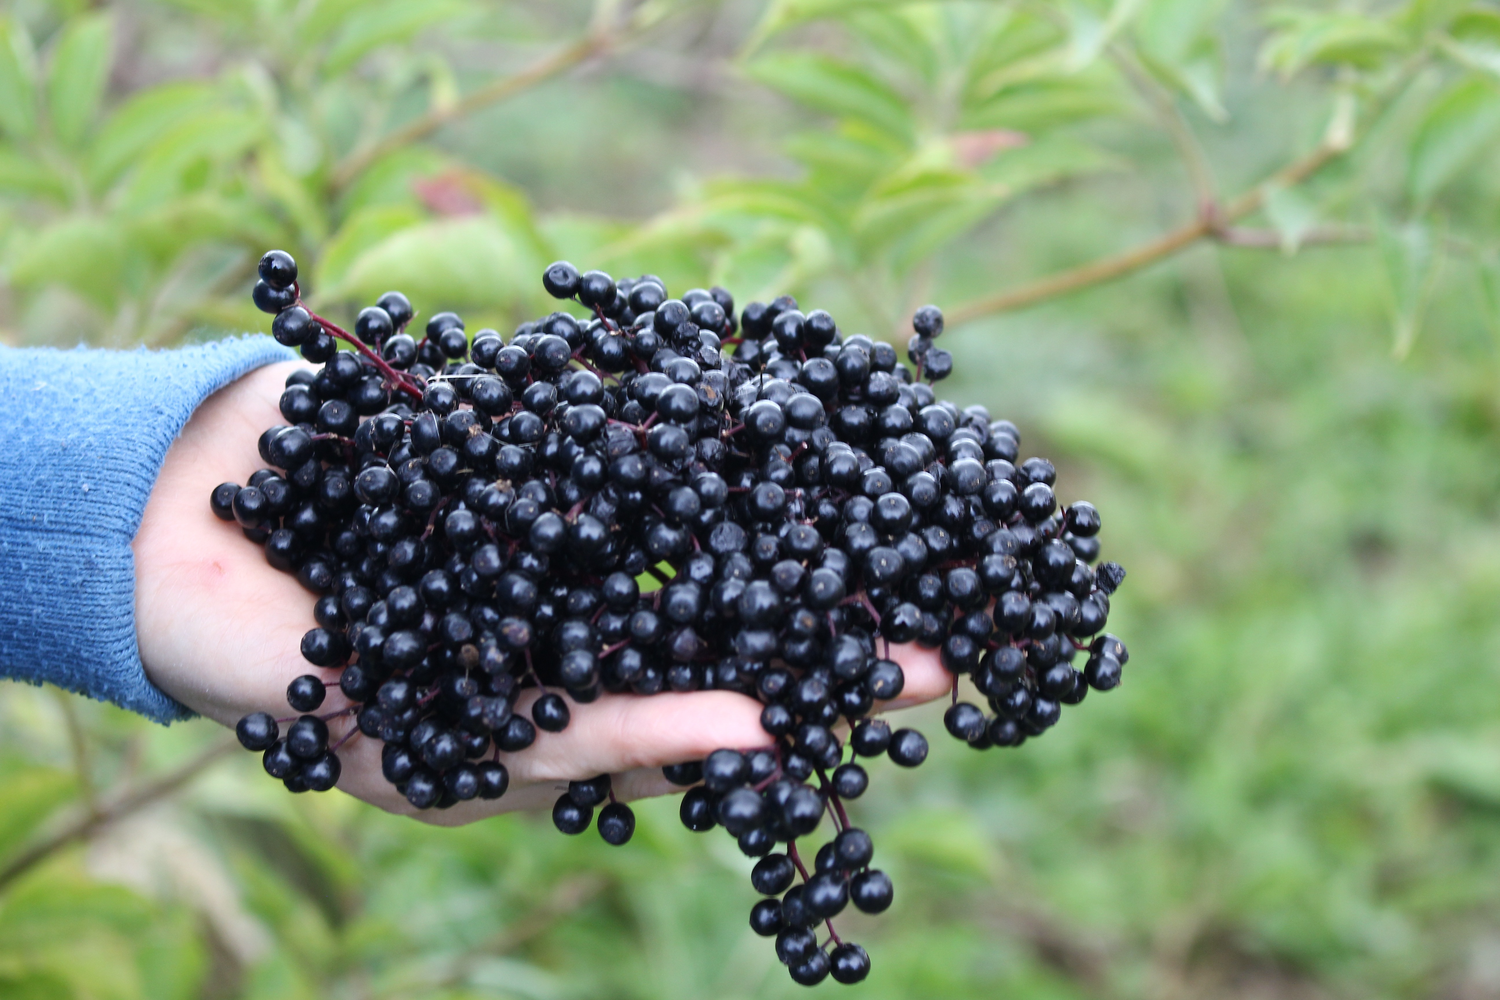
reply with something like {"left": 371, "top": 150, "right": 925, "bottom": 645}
{"left": 0, "top": 737, "right": 238, "bottom": 892}
{"left": 947, "top": 128, "right": 1353, "bottom": 327}
{"left": 330, "top": 29, "right": 628, "bottom": 193}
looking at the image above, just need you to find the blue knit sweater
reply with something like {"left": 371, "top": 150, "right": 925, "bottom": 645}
{"left": 0, "top": 337, "right": 296, "bottom": 722}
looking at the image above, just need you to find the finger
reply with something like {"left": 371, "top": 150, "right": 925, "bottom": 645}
{"left": 497, "top": 688, "right": 770, "bottom": 787}
{"left": 879, "top": 642, "right": 953, "bottom": 711}
{"left": 327, "top": 688, "right": 766, "bottom": 825}
{"left": 342, "top": 644, "right": 955, "bottom": 826}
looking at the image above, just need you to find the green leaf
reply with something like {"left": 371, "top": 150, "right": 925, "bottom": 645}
{"left": 297, "top": 0, "right": 376, "bottom": 48}
{"left": 0, "top": 18, "right": 38, "bottom": 140}
{"left": 126, "top": 193, "right": 281, "bottom": 265}
{"left": 1408, "top": 77, "right": 1500, "bottom": 203}
{"left": 1135, "top": 0, "right": 1230, "bottom": 120}
{"left": 1440, "top": 11, "right": 1500, "bottom": 81}
{"left": 8, "top": 214, "right": 130, "bottom": 309}
{"left": 960, "top": 73, "right": 1123, "bottom": 133}
{"left": 743, "top": 0, "right": 915, "bottom": 53}
{"left": 1374, "top": 214, "right": 1443, "bottom": 361}
{"left": 846, "top": 8, "right": 944, "bottom": 84}
{"left": 783, "top": 123, "right": 905, "bottom": 198}
{"left": 1258, "top": 9, "right": 1407, "bottom": 79}
{"left": 116, "top": 109, "right": 264, "bottom": 209}
{"left": 323, "top": 0, "right": 468, "bottom": 77}
{"left": 87, "top": 82, "right": 222, "bottom": 191}
{"left": 322, "top": 216, "right": 531, "bottom": 313}
{"left": 0, "top": 766, "right": 75, "bottom": 861}
{"left": 1263, "top": 182, "right": 1319, "bottom": 254}
{"left": 314, "top": 203, "right": 426, "bottom": 290}
{"left": 0, "top": 151, "right": 70, "bottom": 202}
{"left": 977, "top": 132, "right": 1118, "bottom": 191}
{"left": 963, "top": 9, "right": 1066, "bottom": 91}
{"left": 46, "top": 13, "right": 113, "bottom": 149}
{"left": 745, "top": 53, "right": 914, "bottom": 144}
{"left": 1066, "top": 0, "right": 1147, "bottom": 71}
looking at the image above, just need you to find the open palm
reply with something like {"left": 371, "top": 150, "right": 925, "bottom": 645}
{"left": 132, "top": 360, "right": 952, "bottom": 824}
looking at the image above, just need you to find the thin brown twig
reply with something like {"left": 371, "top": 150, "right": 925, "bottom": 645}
{"left": 947, "top": 132, "right": 1352, "bottom": 326}
{"left": 330, "top": 32, "right": 623, "bottom": 192}
{"left": 0, "top": 737, "right": 238, "bottom": 892}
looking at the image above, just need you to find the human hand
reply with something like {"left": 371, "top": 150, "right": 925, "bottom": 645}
{"left": 133, "top": 361, "right": 953, "bottom": 825}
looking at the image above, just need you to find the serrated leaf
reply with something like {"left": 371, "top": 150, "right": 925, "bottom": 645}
{"left": 314, "top": 203, "right": 425, "bottom": 290}
{"left": 126, "top": 193, "right": 280, "bottom": 265}
{"left": 784, "top": 129, "right": 901, "bottom": 193}
{"left": 978, "top": 132, "right": 1118, "bottom": 191}
{"left": 846, "top": 8, "right": 944, "bottom": 84}
{"left": 1263, "top": 182, "right": 1319, "bottom": 254}
{"left": 1136, "top": 0, "right": 1228, "bottom": 62}
{"left": 1441, "top": 11, "right": 1500, "bottom": 81}
{"left": 1067, "top": 0, "right": 1147, "bottom": 71}
{"left": 1375, "top": 214, "right": 1443, "bottom": 361}
{"left": 322, "top": 216, "right": 529, "bottom": 313}
{"left": 963, "top": 9, "right": 1065, "bottom": 94}
{"left": 743, "top": 0, "right": 914, "bottom": 53}
{"left": 0, "top": 151, "right": 69, "bottom": 202}
{"left": 1258, "top": 9, "right": 1407, "bottom": 80}
{"left": 0, "top": 19, "right": 38, "bottom": 140}
{"left": 1135, "top": 0, "right": 1230, "bottom": 122}
{"left": 853, "top": 169, "right": 1004, "bottom": 260}
{"left": 1401, "top": 0, "right": 1473, "bottom": 35}
{"left": 960, "top": 73, "right": 1123, "bottom": 133}
{"left": 46, "top": 13, "right": 113, "bottom": 149}
{"left": 87, "top": 82, "right": 222, "bottom": 191}
{"left": 9, "top": 213, "right": 131, "bottom": 309}
{"left": 0, "top": 766, "right": 75, "bottom": 861}
{"left": 745, "top": 53, "right": 914, "bottom": 144}
{"left": 297, "top": 0, "right": 374, "bottom": 48}
{"left": 323, "top": 0, "right": 468, "bottom": 77}
{"left": 116, "top": 109, "right": 264, "bottom": 209}
{"left": 701, "top": 178, "right": 848, "bottom": 237}
{"left": 1408, "top": 77, "right": 1500, "bottom": 203}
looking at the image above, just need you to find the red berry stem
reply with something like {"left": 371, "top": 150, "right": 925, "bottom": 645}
{"left": 303, "top": 305, "right": 425, "bottom": 400}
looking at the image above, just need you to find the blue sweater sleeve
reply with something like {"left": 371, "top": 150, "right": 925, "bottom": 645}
{"left": 0, "top": 336, "right": 297, "bottom": 722}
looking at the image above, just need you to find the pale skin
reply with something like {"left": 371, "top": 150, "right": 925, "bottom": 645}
{"left": 134, "top": 360, "right": 953, "bottom": 825}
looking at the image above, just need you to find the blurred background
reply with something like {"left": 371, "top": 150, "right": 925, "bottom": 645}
{"left": 4, "top": 0, "right": 1500, "bottom": 996}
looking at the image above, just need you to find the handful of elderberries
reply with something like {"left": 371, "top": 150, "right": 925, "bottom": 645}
{"left": 218, "top": 249, "right": 1129, "bottom": 987}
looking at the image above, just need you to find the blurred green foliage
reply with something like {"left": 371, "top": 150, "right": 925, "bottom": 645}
{"left": 5, "top": 0, "right": 1500, "bottom": 997}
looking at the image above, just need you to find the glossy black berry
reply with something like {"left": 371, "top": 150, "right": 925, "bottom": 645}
{"left": 680, "top": 786, "right": 717, "bottom": 832}
{"left": 543, "top": 261, "right": 581, "bottom": 299}
{"left": 532, "top": 693, "right": 571, "bottom": 732}
{"left": 597, "top": 801, "right": 636, "bottom": 845}
{"left": 236, "top": 712, "right": 278, "bottom": 751}
{"left": 552, "top": 793, "right": 593, "bottom": 834}
{"left": 258, "top": 249, "right": 297, "bottom": 289}
{"left": 750, "top": 898, "right": 783, "bottom": 937}
{"left": 287, "top": 675, "right": 326, "bottom": 712}
{"left": 850, "top": 869, "right": 893, "bottom": 913}
{"left": 752, "top": 854, "right": 797, "bottom": 896}
{"left": 830, "top": 943, "right": 871, "bottom": 984}
{"left": 887, "top": 728, "right": 928, "bottom": 767}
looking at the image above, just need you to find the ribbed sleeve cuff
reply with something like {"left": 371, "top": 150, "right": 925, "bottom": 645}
{"left": 0, "top": 336, "right": 297, "bottom": 722}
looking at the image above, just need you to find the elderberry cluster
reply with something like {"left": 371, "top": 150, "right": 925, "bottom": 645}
{"left": 222, "top": 249, "right": 1129, "bottom": 987}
